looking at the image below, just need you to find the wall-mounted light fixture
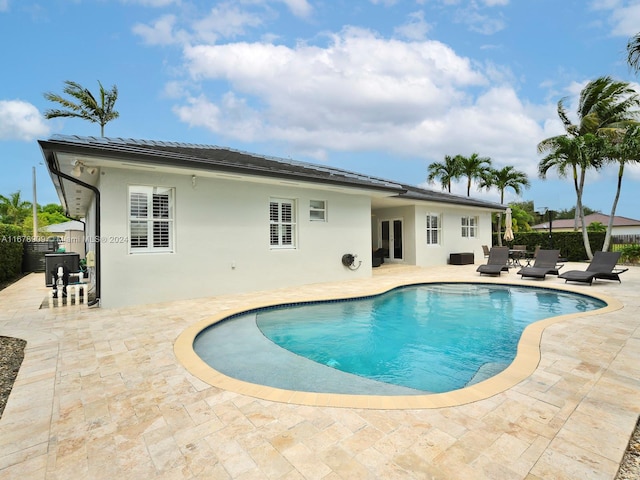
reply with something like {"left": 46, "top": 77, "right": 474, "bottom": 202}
{"left": 71, "top": 159, "right": 97, "bottom": 177}
{"left": 192, "top": 175, "right": 197, "bottom": 188}
{"left": 71, "top": 159, "right": 84, "bottom": 177}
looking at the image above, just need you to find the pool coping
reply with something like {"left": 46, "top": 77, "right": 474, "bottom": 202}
{"left": 173, "top": 279, "right": 623, "bottom": 410}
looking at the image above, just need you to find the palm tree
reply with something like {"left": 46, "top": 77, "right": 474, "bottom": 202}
{"left": 587, "top": 221, "right": 606, "bottom": 233}
{"left": 538, "top": 133, "right": 604, "bottom": 259}
{"left": 579, "top": 77, "right": 639, "bottom": 251}
{"left": 627, "top": 33, "right": 640, "bottom": 73}
{"left": 600, "top": 124, "right": 640, "bottom": 251}
{"left": 427, "top": 155, "right": 462, "bottom": 193}
{"left": 479, "top": 166, "right": 530, "bottom": 246}
{"left": 458, "top": 153, "right": 492, "bottom": 196}
{"left": 0, "top": 191, "right": 32, "bottom": 225}
{"left": 43, "top": 80, "right": 119, "bottom": 136}
{"left": 538, "top": 76, "right": 639, "bottom": 258}
{"left": 575, "top": 76, "right": 638, "bottom": 136}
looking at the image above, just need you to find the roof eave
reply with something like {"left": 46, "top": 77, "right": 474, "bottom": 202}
{"left": 38, "top": 138, "right": 406, "bottom": 195}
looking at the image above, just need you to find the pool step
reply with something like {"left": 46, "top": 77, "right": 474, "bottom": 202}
{"left": 466, "top": 362, "right": 509, "bottom": 386}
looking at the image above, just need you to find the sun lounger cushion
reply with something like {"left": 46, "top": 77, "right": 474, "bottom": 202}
{"left": 477, "top": 247, "right": 509, "bottom": 276}
{"left": 517, "top": 249, "right": 561, "bottom": 279}
{"left": 559, "top": 251, "right": 623, "bottom": 285}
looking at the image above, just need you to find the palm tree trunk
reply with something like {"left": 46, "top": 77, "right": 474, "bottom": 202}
{"left": 602, "top": 163, "right": 624, "bottom": 252}
{"left": 497, "top": 189, "right": 504, "bottom": 247}
{"left": 575, "top": 166, "right": 593, "bottom": 259}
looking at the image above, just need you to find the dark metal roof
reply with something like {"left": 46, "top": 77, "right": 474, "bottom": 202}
{"left": 39, "top": 135, "right": 505, "bottom": 210}
{"left": 399, "top": 183, "right": 505, "bottom": 210}
{"left": 39, "top": 135, "right": 404, "bottom": 193}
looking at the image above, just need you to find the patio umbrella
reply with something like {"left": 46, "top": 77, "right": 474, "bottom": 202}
{"left": 503, "top": 207, "right": 514, "bottom": 242}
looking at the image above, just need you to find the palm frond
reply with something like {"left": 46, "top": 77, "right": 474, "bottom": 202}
{"left": 43, "top": 79, "right": 119, "bottom": 135}
{"left": 627, "top": 33, "right": 640, "bottom": 72}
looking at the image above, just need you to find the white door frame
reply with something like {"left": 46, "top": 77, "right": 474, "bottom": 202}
{"left": 379, "top": 218, "right": 404, "bottom": 261}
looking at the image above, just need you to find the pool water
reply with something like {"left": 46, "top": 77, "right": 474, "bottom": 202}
{"left": 253, "top": 284, "right": 605, "bottom": 393}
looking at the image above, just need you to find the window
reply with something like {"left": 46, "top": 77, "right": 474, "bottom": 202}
{"left": 461, "top": 216, "right": 478, "bottom": 238}
{"left": 426, "top": 213, "right": 441, "bottom": 245}
{"left": 309, "top": 200, "right": 326, "bottom": 222}
{"left": 129, "top": 186, "right": 174, "bottom": 253}
{"left": 270, "top": 198, "right": 296, "bottom": 248}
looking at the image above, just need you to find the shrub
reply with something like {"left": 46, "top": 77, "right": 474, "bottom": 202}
{"left": 620, "top": 244, "right": 640, "bottom": 264}
{"left": 0, "top": 224, "right": 24, "bottom": 283}
{"left": 493, "top": 231, "right": 605, "bottom": 261}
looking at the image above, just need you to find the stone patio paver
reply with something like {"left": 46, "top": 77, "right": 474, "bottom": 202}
{"left": 0, "top": 263, "right": 639, "bottom": 479}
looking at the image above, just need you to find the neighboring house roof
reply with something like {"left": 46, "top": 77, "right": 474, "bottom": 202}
{"left": 532, "top": 213, "right": 640, "bottom": 230}
{"left": 39, "top": 135, "right": 505, "bottom": 214}
{"left": 42, "top": 220, "right": 84, "bottom": 234}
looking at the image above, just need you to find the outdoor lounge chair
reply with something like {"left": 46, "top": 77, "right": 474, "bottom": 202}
{"left": 558, "top": 251, "right": 627, "bottom": 285}
{"left": 517, "top": 249, "right": 562, "bottom": 279}
{"left": 476, "top": 246, "right": 509, "bottom": 276}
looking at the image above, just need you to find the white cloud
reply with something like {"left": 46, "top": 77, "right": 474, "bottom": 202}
{"left": 182, "top": 28, "right": 486, "bottom": 127}
{"left": 276, "top": 0, "right": 313, "bottom": 18}
{"left": 171, "top": 26, "right": 555, "bottom": 177}
{"left": 133, "top": 3, "right": 264, "bottom": 45}
{"left": 192, "top": 3, "right": 263, "bottom": 43}
{"left": 625, "top": 162, "right": 640, "bottom": 180}
{"left": 608, "top": 3, "right": 640, "bottom": 36}
{"left": 426, "top": 0, "right": 508, "bottom": 35}
{"left": 369, "top": 0, "right": 399, "bottom": 6}
{"left": 163, "top": 80, "right": 190, "bottom": 99}
{"left": 590, "top": 0, "right": 640, "bottom": 36}
{"left": 132, "top": 14, "right": 184, "bottom": 45}
{"left": 0, "top": 100, "right": 50, "bottom": 141}
{"left": 121, "top": 0, "right": 180, "bottom": 7}
{"left": 426, "top": 0, "right": 509, "bottom": 8}
{"left": 482, "top": 0, "right": 509, "bottom": 6}
{"left": 0, "top": 0, "right": 8, "bottom": 13}
{"left": 395, "top": 11, "right": 432, "bottom": 40}
{"left": 590, "top": 0, "right": 623, "bottom": 11}
{"left": 454, "top": 8, "right": 506, "bottom": 35}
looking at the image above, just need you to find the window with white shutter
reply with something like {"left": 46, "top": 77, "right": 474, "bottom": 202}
{"left": 269, "top": 198, "right": 296, "bottom": 249}
{"left": 426, "top": 213, "right": 441, "bottom": 245}
{"left": 128, "top": 186, "right": 174, "bottom": 253}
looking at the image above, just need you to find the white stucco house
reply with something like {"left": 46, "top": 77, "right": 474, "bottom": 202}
{"left": 40, "top": 135, "right": 505, "bottom": 308}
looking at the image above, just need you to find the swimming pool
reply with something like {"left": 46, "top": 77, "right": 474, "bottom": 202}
{"left": 192, "top": 283, "right": 606, "bottom": 395}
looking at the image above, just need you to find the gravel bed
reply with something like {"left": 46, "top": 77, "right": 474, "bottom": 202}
{"left": 617, "top": 417, "right": 640, "bottom": 479}
{"left": 0, "top": 335, "right": 26, "bottom": 419}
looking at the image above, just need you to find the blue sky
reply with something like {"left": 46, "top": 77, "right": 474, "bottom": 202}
{"left": 2, "top": 0, "right": 640, "bottom": 219}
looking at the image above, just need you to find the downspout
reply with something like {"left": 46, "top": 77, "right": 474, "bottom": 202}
{"left": 46, "top": 159, "right": 101, "bottom": 307}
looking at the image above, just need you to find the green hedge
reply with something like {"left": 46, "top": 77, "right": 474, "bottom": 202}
{"left": 0, "top": 224, "right": 24, "bottom": 282}
{"left": 493, "top": 231, "right": 606, "bottom": 261}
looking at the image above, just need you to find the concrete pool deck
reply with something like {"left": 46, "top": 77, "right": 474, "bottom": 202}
{"left": 1, "top": 264, "right": 639, "bottom": 479}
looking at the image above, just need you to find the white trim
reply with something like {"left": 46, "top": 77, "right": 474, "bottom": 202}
{"left": 426, "top": 213, "right": 441, "bottom": 245}
{"left": 128, "top": 185, "right": 175, "bottom": 254}
{"left": 309, "top": 199, "right": 327, "bottom": 222}
{"left": 461, "top": 215, "right": 479, "bottom": 238}
{"left": 269, "top": 197, "right": 297, "bottom": 249}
